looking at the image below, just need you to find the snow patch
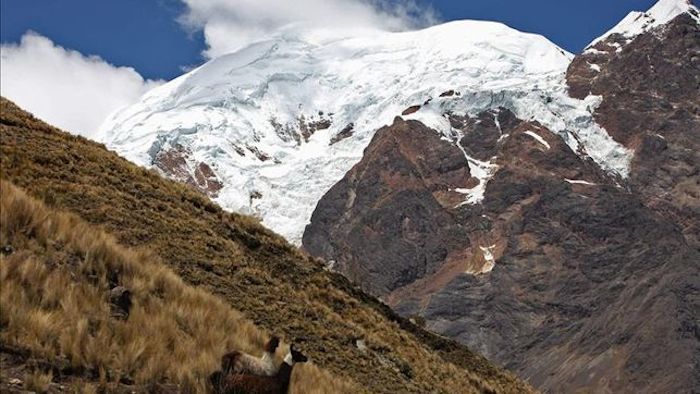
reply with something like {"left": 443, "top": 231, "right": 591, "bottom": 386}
{"left": 524, "top": 130, "right": 551, "bottom": 150}
{"left": 453, "top": 157, "right": 498, "bottom": 207}
{"left": 493, "top": 111, "right": 502, "bottom": 134}
{"left": 450, "top": 120, "right": 499, "bottom": 207}
{"left": 565, "top": 179, "right": 597, "bottom": 186}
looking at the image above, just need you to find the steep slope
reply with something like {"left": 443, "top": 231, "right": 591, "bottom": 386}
{"left": 101, "top": 19, "right": 632, "bottom": 244}
{"left": 305, "top": 111, "right": 699, "bottom": 392}
{"left": 0, "top": 97, "right": 532, "bottom": 393}
{"left": 567, "top": 0, "right": 700, "bottom": 248}
{"left": 303, "top": 117, "right": 476, "bottom": 295}
{"left": 0, "top": 179, "right": 355, "bottom": 393}
{"left": 303, "top": 1, "right": 700, "bottom": 392}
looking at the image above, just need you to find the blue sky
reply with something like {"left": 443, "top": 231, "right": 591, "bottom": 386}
{"left": 1, "top": 0, "right": 203, "bottom": 80}
{"left": 1, "top": 0, "right": 696, "bottom": 137}
{"left": 1, "top": 0, "right": 687, "bottom": 81}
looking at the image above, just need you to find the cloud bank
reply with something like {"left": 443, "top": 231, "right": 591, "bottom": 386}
{"left": 0, "top": 2, "right": 436, "bottom": 139}
{"left": 0, "top": 32, "right": 162, "bottom": 138}
{"left": 179, "top": 0, "right": 439, "bottom": 57}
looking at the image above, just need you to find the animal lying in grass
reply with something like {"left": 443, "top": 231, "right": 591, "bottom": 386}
{"left": 221, "top": 336, "right": 280, "bottom": 376}
{"left": 210, "top": 344, "right": 309, "bottom": 394}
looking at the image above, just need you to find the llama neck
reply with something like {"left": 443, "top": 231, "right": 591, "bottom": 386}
{"left": 276, "top": 354, "right": 295, "bottom": 387}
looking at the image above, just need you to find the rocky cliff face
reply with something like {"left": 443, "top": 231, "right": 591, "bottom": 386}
{"left": 303, "top": 5, "right": 700, "bottom": 393}
{"left": 303, "top": 117, "right": 476, "bottom": 295}
{"left": 568, "top": 9, "right": 700, "bottom": 249}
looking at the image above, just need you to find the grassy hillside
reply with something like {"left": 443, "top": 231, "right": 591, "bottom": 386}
{"left": 0, "top": 97, "right": 533, "bottom": 393}
{"left": 0, "top": 179, "right": 354, "bottom": 393}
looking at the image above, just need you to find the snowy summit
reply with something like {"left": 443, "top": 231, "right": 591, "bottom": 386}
{"left": 101, "top": 18, "right": 646, "bottom": 243}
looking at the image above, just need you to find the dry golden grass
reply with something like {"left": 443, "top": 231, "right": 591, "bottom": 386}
{"left": 24, "top": 370, "right": 53, "bottom": 392}
{"left": 0, "top": 180, "right": 359, "bottom": 392}
{"left": 0, "top": 96, "right": 533, "bottom": 393}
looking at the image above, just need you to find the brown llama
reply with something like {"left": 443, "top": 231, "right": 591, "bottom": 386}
{"left": 210, "top": 345, "right": 308, "bottom": 394}
{"left": 221, "top": 336, "right": 280, "bottom": 377}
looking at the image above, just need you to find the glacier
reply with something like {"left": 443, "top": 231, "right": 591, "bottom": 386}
{"left": 101, "top": 19, "right": 635, "bottom": 244}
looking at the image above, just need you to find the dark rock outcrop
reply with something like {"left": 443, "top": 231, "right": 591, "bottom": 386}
{"left": 303, "top": 8, "right": 700, "bottom": 393}
{"left": 304, "top": 117, "right": 476, "bottom": 295}
{"left": 109, "top": 286, "right": 132, "bottom": 320}
{"left": 401, "top": 105, "right": 421, "bottom": 116}
{"left": 329, "top": 123, "right": 355, "bottom": 145}
{"left": 153, "top": 144, "right": 223, "bottom": 197}
{"left": 566, "top": 12, "right": 700, "bottom": 248}
{"left": 305, "top": 105, "right": 699, "bottom": 392}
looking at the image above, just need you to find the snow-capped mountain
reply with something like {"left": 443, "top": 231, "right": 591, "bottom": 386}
{"left": 101, "top": 19, "right": 633, "bottom": 244}
{"left": 303, "top": 0, "right": 700, "bottom": 391}
{"left": 97, "top": 0, "right": 699, "bottom": 392}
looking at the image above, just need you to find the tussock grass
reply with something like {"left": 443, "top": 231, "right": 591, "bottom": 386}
{"left": 0, "top": 180, "right": 358, "bottom": 392}
{"left": 24, "top": 370, "right": 53, "bottom": 392}
{"left": 0, "top": 97, "right": 533, "bottom": 393}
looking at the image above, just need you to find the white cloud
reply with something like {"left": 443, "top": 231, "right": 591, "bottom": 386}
{"left": 0, "top": 32, "right": 162, "bottom": 139}
{"left": 0, "top": 3, "right": 437, "bottom": 138}
{"left": 178, "top": 0, "right": 439, "bottom": 58}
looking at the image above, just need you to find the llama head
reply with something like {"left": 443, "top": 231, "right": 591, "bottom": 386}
{"left": 285, "top": 344, "right": 308, "bottom": 365}
{"left": 265, "top": 336, "right": 280, "bottom": 353}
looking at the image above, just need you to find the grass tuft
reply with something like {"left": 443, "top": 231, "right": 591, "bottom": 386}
{"left": 24, "top": 370, "right": 53, "bottom": 393}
